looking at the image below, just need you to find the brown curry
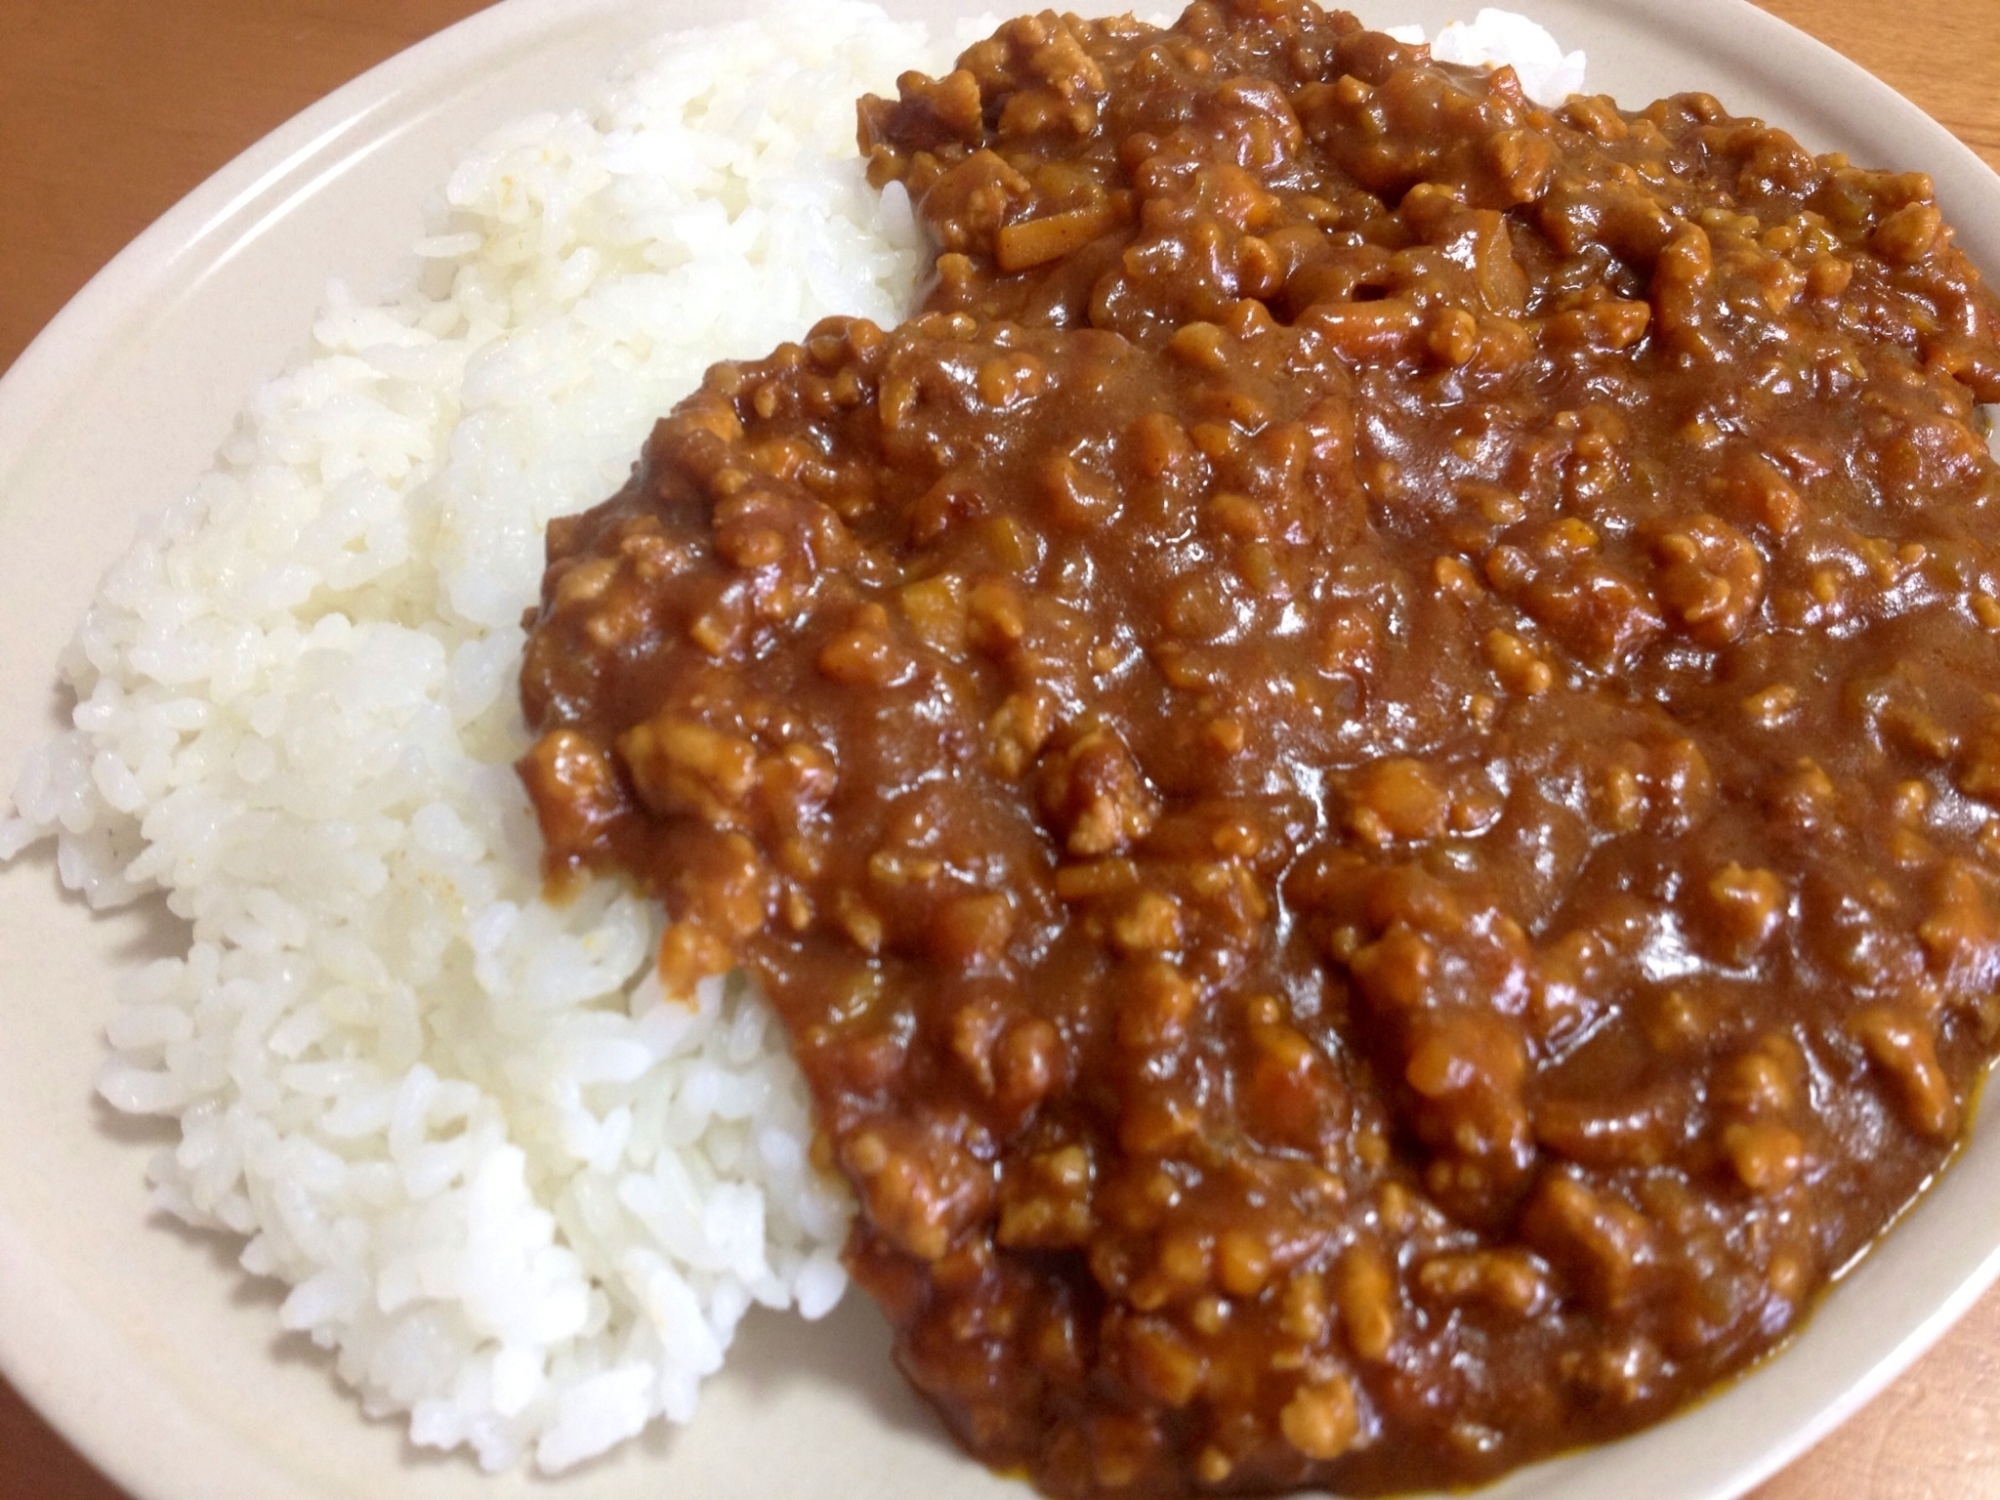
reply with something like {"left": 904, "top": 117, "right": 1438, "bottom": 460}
{"left": 516, "top": 2, "right": 2000, "bottom": 1494}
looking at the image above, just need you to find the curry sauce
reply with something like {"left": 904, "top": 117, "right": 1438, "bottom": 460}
{"left": 518, "top": 3, "right": 2000, "bottom": 1494}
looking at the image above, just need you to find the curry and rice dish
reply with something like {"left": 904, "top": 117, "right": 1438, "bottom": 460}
{"left": 8, "top": 0, "right": 2000, "bottom": 1494}
{"left": 517, "top": 1, "right": 2000, "bottom": 1495}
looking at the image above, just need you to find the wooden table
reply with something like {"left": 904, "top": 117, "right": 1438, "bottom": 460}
{"left": 2, "top": 2, "right": 1998, "bottom": 1498}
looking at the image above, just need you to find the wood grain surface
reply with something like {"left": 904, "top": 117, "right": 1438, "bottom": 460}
{"left": 2, "top": 2, "right": 1998, "bottom": 1499}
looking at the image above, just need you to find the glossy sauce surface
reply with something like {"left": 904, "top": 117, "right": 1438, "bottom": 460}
{"left": 518, "top": 3, "right": 2000, "bottom": 1494}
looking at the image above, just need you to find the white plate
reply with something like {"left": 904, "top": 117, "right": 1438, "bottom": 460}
{"left": 3, "top": 2, "right": 1998, "bottom": 1498}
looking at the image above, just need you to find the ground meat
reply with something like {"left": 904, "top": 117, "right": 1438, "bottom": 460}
{"left": 517, "top": 2, "right": 2000, "bottom": 1494}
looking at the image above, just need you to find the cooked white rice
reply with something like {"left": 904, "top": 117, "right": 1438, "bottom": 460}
{"left": 0, "top": 0, "right": 959, "bottom": 1472}
{"left": 1388, "top": 8, "right": 1586, "bottom": 106}
{"left": 0, "top": 1, "right": 1579, "bottom": 1477}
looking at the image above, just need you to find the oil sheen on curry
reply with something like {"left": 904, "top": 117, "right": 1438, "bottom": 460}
{"left": 517, "top": 2, "right": 2000, "bottom": 1494}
